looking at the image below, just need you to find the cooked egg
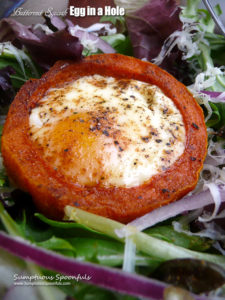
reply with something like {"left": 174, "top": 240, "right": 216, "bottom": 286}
{"left": 2, "top": 54, "right": 208, "bottom": 222}
{"left": 29, "top": 74, "right": 185, "bottom": 188}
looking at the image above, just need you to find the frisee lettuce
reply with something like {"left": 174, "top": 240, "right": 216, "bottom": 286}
{"left": 153, "top": 0, "right": 225, "bottom": 91}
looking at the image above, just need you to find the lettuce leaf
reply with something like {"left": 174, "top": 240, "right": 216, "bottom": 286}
{"left": 126, "top": 0, "right": 181, "bottom": 60}
{"left": 0, "top": 18, "right": 83, "bottom": 69}
{"left": 0, "top": 65, "right": 15, "bottom": 91}
{"left": 0, "top": 66, "right": 15, "bottom": 108}
{"left": 125, "top": 0, "right": 183, "bottom": 78}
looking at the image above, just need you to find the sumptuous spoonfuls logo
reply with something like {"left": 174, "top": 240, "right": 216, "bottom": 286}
{"left": 13, "top": 273, "right": 92, "bottom": 286}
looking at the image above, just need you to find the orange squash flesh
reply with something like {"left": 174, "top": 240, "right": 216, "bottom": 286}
{"left": 1, "top": 54, "right": 207, "bottom": 223}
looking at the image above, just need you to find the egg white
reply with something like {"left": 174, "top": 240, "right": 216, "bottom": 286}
{"left": 29, "top": 75, "right": 185, "bottom": 188}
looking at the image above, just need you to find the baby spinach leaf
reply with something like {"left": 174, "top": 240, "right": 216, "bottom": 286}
{"left": 35, "top": 213, "right": 112, "bottom": 240}
{"left": 37, "top": 236, "right": 77, "bottom": 257}
{"left": 143, "top": 225, "right": 212, "bottom": 252}
{"left": 66, "top": 237, "right": 123, "bottom": 265}
{"left": 35, "top": 214, "right": 161, "bottom": 268}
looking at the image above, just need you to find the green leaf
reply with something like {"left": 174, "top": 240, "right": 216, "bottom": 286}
{"left": 182, "top": 1, "right": 221, "bottom": 34}
{"left": 35, "top": 214, "right": 160, "bottom": 268}
{"left": 198, "top": 8, "right": 216, "bottom": 33}
{"left": 206, "top": 102, "right": 221, "bottom": 128}
{"left": 0, "top": 45, "right": 43, "bottom": 91}
{"left": 67, "top": 237, "right": 123, "bottom": 264}
{"left": 36, "top": 212, "right": 97, "bottom": 230}
{"left": 182, "top": 0, "right": 201, "bottom": 20}
{"left": 101, "top": 34, "right": 133, "bottom": 56}
{"left": 199, "top": 4, "right": 222, "bottom": 34}
{"left": 181, "top": 1, "right": 225, "bottom": 91}
{"left": 0, "top": 201, "right": 23, "bottom": 236}
{"left": 37, "top": 236, "right": 76, "bottom": 257}
{"left": 35, "top": 213, "right": 110, "bottom": 239}
{"left": 144, "top": 225, "right": 212, "bottom": 252}
{"left": 0, "top": 169, "right": 9, "bottom": 188}
{"left": 209, "top": 102, "right": 225, "bottom": 130}
{"left": 65, "top": 206, "right": 225, "bottom": 268}
{"left": 11, "top": 209, "right": 53, "bottom": 243}
{"left": 214, "top": 103, "right": 225, "bottom": 130}
{"left": 100, "top": 15, "right": 125, "bottom": 26}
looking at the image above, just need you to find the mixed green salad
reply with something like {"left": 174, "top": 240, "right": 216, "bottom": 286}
{"left": 0, "top": 0, "right": 225, "bottom": 299}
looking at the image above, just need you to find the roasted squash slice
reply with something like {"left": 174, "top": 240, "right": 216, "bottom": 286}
{"left": 1, "top": 54, "right": 207, "bottom": 223}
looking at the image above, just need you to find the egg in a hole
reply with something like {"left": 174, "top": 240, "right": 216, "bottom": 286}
{"left": 1, "top": 54, "right": 207, "bottom": 223}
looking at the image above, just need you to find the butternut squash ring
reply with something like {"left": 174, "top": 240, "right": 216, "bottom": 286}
{"left": 1, "top": 54, "right": 207, "bottom": 223}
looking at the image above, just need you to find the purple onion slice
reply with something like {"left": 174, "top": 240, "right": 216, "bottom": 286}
{"left": 0, "top": 231, "right": 210, "bottom": 300}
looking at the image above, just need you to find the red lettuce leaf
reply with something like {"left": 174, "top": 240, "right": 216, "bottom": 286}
{"left": 43, "top": 15, "right": 67, "bottom": 32}
{"left": 0, "top": 66, "right": 15, "bottom": 91}
{"left": 0, "top": 18, "right": 83, "bottom": 69}
{"left": 0, "top": 66, "right": 15, "bottom": 106}
{"left": 126, "top": 0, "right": 187, "bottom": 80}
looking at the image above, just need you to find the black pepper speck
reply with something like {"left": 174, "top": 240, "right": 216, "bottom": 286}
{"left": 102, "top": 130, "right": 109, "bottom": 136}
{"left": 192, "top": 123, "right": 199, "bottom": 130}
{"left": 141, "top": 137, "right": 149, "bottom": 143}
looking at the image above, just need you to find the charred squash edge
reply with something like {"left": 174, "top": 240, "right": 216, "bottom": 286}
{"left": 1, "top": 54, "right": 208, "bottom": 223}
